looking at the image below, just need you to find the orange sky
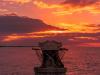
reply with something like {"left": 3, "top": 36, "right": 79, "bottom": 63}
{"left": 0, "top": 0, "right": 100, "bottom": 26}
{"left": 0, "top": 0, "right": 100, "bottom": 47}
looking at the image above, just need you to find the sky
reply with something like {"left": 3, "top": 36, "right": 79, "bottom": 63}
{"left": 0, "top": 0, "right": 100, "bottom": 48}
{"left": 0, "top": 0, "right": 100, "bottom": 24}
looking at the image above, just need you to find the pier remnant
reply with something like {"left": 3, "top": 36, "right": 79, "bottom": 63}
{"left": 33, "top": 40, "right": 68, "bottom": 75}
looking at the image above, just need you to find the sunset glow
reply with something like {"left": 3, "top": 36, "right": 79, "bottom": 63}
{"left": 0, "top": 1, "right": 100, "bottom": 75}
{"left": 0, "top": 0, "right": 100, "bottom": 47}
{"left": 55, "top": 23, "right": 100, "bottom": 33}
{"left": 2, "top": 34, "right": 45, "bottom": 42}
{"left": 33, "top": 0, "right": 64, "bottom": 9}
{"left": 2, "top": 30, "right": 67, "bottom": 42}
{"left": 32, "top": 30, "right": 67, "bottom": 34}
{"left": 3, "top": 0, "right": 31, "bottom": 4}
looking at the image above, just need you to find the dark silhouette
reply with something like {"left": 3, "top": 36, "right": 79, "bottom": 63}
{"left": 39, "top": 40, "right": 68, "bottom": 68}
{"left": 42, "top": 50, "right": 64, "bottom": 67}
{"left": 0, "top": 15, "right": 62, "bottom": 34}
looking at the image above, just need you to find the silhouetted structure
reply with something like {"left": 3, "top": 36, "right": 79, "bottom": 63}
{"left": 33, "top": 40, "right": 68, "bottom": 75}
{"left": 0, "top": 40, "right": 67, "bottom": 75}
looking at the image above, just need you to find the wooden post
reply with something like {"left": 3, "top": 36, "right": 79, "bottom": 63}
{"left": 34, "top": 41, "right": 67, "bottom": 75}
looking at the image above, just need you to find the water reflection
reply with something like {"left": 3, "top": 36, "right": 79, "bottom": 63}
{"left": 0, "top": 48, "right": 99, "bottom": 75}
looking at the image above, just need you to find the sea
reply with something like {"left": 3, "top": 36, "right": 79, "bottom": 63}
{"left": 0, "top": 47, "right": 100, "bottom": 75}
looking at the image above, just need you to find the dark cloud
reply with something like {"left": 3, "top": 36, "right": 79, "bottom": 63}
{"left": 0, "top": 15, "right": 61, "bottom": 35}
{"left": 0, "top": 32, "right": 100, "bottom": 48}
{"left": 0, "top": 15, "right": 100, "bottom": 48}
{"left": 62, "top": 0, "right": 99, "bottom": 7}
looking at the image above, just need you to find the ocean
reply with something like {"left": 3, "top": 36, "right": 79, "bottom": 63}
{"left": 0, "top": 47, "right": 100, "bottom": 75}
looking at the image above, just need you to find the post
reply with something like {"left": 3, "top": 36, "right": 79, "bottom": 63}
{"left": 34, "top": 40, "right": 67, "bottom": 75}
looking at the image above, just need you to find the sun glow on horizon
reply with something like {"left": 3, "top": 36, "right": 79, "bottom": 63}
{"left": 2, "top": 30, "right": 67, "bottom": 42}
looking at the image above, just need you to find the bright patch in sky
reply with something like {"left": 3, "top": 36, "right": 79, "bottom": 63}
{"left": 3, "top": 0, "right": 31, "bottom": 4}
{"left": 0, "top": 0, "right": 100, "bottom": 48}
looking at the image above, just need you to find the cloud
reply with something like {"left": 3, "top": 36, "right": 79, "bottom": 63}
{"left": 0, "top": 15, "right": 64, "bottom": 42}
{"left": 53, "top": 0, "right": 100, "bottom": 15}
{"left": 32, "top": 0, "right": 100, "bottom": 16}
{"left": 62, "top": 0, "right": 100, "bottom": 7}
{"left": 2, "top": 34, "right": 45, "bottom": 42}
{"left": 53, "top": 5, "right": 100, "bottom": 15}
{"left": 2, "top": 30, "right": 67, "bottom": 42}
{"left": 0, "top": 9, "right": 8, "bottom": 12}
{"left": 33, "top": 0, "right": 63, "bottom": 9}
{"left": 0, "top": 9, "right": 18, "bottom": 15}
{"left": 2, "top": 0, "right": 32, "bottom": 4}
{"left": 33, "top": 0, "right": 100, "bottom": 15}
{"left": 1, "top": 31, "right": 100, "bottom": 49}
{"left": 0, "top": 15, "right": 100, "bottom": 48}
{"left": 0, "top": 15, "right": 61, "bottom": 35}
{"left": 55, "top": 23, "right": 100, "bottom": 33}
{"left": 0, "top": 16, "right": 100, "bottom": 44}
{"left": 74, "top": 36, "right": 98, "bottom": 40}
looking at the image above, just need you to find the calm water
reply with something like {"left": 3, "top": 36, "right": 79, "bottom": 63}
{"left": 0, "top": 48, "right": 100, "bottom": 75}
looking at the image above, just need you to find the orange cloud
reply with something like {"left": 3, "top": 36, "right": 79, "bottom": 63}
{"left": 32, "top": 30, "right": 67, "bottom": 34}
{"left": 0, "top": 9, "right": 17, "bottom": 15}
{"left": 0, "top": 9, "right": 8, "bottom": 12}
{"left": 74, "top": 36, "right": 98, "bottom": 40}
{"left": 62, "top": 0, "right": 99, "bottom": 6}
{"left": 62, "top": 0, "right": 100, "bottom": 7}
{"left": 3, "top": 0, "right": 31, "bottom": 4}
{"left": 2, "top": 30, "right": 67, "bottom": 42}
{"left": 33, "top": 0, "right": 63, "bottom": 9}
{"left": 53, "top": 4, "right": 100, "bottom": 15}
{"left": 2, "top": 34, "right": 45, "bottom": 42}
{"left": 33, "top": 0, "right": 100, "bottom": 15}
{"left": 55, "top": 23, "right": 100, "bottom": 33}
